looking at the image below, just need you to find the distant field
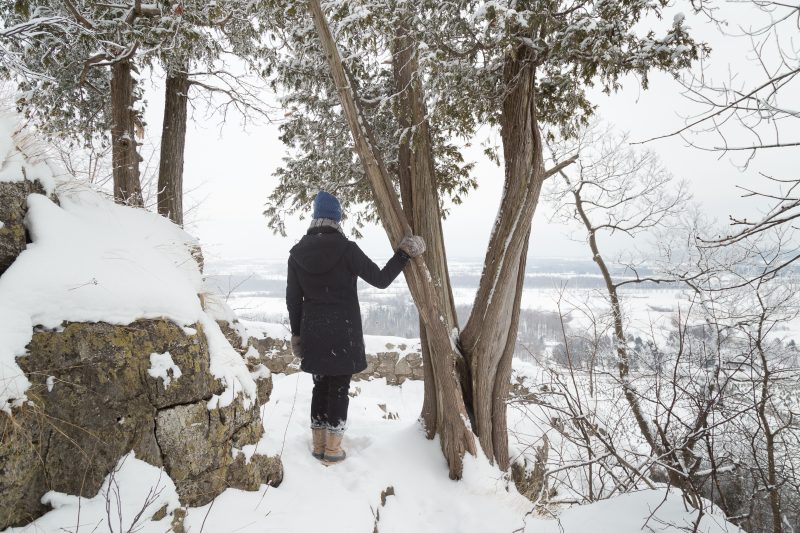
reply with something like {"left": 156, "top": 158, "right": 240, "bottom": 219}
{"left": 206, "top": 257, "right": 800, "bottom": 346}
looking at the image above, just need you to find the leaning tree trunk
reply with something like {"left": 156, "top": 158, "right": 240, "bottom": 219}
{"left": 110, "top": 60, "right": 143, "bottom": 207}
{"left": 459, "top": 41, "right": 545, "bottom": 471}
{"left": 391, "top": 23, "right": 464, "bottom": 437}
{"left": 309, "top": 0, "right": 476, "bottom": 479}
{"left": 158, "top": 70, "right": 189, "bottom": 226}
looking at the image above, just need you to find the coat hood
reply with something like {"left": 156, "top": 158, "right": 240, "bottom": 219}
{"left": 289, "top": 228, "right": 350, "bottom": 274}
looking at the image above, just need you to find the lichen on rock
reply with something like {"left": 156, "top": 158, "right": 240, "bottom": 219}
{"left": 0, "top": 179, "right": 46, "bottom": 275}
{"left": 0, "top": 318, "right": 280, "bottom": 529}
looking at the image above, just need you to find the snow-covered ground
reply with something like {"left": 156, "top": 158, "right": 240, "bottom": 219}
{"left": 239, "top": 373, "right": 739, "bottom": 533}
{"left": 7, "top": 372, "right": 742, "bottom": 533}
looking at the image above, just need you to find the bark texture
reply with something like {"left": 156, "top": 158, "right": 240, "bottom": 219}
{"left": 110, "top": 60, "right": 143, "bottom": 207}
{"left": 460, "top": 42, "right": 545, "bottom": 471}
{"left": 158, "top": 71, "right": 189, "bottom": 226}
{"left": 391, "top": 24, "right": 462, "bottom": 437}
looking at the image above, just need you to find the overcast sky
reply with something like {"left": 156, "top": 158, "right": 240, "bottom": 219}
{"left": 138, "top": 2, "right": 797, "bottom": 266}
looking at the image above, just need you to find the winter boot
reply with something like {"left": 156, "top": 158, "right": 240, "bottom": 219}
{"left": 322, "top": 432, "right": 347, "bottom": 465}
{"left": 312, "top": 428, "right": 327, "bottom": 460}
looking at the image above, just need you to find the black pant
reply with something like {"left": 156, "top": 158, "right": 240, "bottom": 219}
{"left": 310, "top": 374, "right": 351, "bottom": 434}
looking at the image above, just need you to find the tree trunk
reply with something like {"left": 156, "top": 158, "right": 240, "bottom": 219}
{"left": 110, "top": 60, "right": 143, "bottom": 207}
{"left": 459, "top": 41, "right": 544, "bottom": 471}
{"left": 158, "top": 71, "right": 189, "bottom": 226}
{"left": 391, "top": 23, "right": 463, "bottom": 437}
{"left": 310, "top": 1, "right": 550, "bottom": 475}
{"left": 390, "top": 19, "right": 542, "bottom": 471}
{"left": 755, "top": 310, "right": 783, "bottom": 533}
{"left": 309, "top": 0, "right": 476, "bottom": 479}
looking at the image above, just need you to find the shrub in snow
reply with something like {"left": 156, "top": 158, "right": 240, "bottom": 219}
{"left": 5, "top": 453, "right": 180, "bottom": 533}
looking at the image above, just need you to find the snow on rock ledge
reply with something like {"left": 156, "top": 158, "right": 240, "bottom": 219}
{"left": 0, "top": 111, "right": 57, "bottom": 191}
{"left": 1, "top": 318, "right": 280, "bottom": 529}
{"left": 243, "top": 320, "right": 425, "bottom": 384}
{"left": 0, "top": 186, "right": 257, "bottom": 412}
{"left": 0, "top": 110, "right": 58, "bottom": 274}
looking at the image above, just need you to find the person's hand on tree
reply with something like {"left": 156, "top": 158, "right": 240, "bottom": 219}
{"left": 398, "top": 235, "right": 426, "bottom": 258}
{"left": 291, "top": 335, "right": 302, "bottom": 358}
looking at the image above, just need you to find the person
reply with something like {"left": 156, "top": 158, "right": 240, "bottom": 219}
{"left": 286, "top": 191, "right": 425, "bottom": 465}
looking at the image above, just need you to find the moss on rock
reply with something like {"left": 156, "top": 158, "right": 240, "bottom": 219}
{"left": 1, "top": 319, "right": 280, "bottom": 529}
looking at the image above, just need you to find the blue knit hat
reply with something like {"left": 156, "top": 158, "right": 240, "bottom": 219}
{"left": 312, "top": 191, "right": 342, "bottom": 222}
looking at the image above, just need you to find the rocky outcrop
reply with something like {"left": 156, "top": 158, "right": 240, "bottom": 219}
{"left": 154, "top": 394, "right": 278, "bottom": 504}
{"left": 249, "top": 336, "right": 301, "bottom": 374}
{"left": 511, "top": 434, "right": 550, "bottom": 504}
{"left": 0, "top": 179, "right": 46, "bottom": 275}
{"left": 217, "top": 318, "right": 246, "bottom": 351}
{"left": 0, "top": 319, "right": 281, "bottom": 529}
{"left": 1, "top": 149, "right": 281, "bottom": 529}
{"left": 246, "top": 335, "right": 424, "bottom": 384}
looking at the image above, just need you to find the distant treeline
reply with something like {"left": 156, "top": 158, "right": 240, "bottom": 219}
{"left": 362, "top": 302, "right": 566, "bottom": 354}
{"left": 206, "top": 271, "right": 683, "bottom": 297}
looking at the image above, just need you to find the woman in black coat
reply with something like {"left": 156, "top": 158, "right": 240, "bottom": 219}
{"left": 286, "top": 191, "right": 425, "bottom": 464}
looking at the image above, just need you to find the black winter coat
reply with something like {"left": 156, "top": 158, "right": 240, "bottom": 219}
{"left": 286, "top": 226, "right": 410, "bottom": 375}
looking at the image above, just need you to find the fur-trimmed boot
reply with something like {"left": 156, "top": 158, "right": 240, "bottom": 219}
{"left": 312, "top": 428, "right": 327, "bottom": 460}
{"left": 322, "top": 432, "right": 347, "bottom": 465}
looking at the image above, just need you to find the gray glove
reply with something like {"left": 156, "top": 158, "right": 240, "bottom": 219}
{"left": 291, "top": 335, "right": 302, "bottom": 358}
{"left": 398, "top": 235, "right": 426, "bottom": 258}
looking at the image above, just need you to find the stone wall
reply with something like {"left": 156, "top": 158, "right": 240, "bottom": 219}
{"left": 247, "top": 335, "right": 424, "bottom": 384}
